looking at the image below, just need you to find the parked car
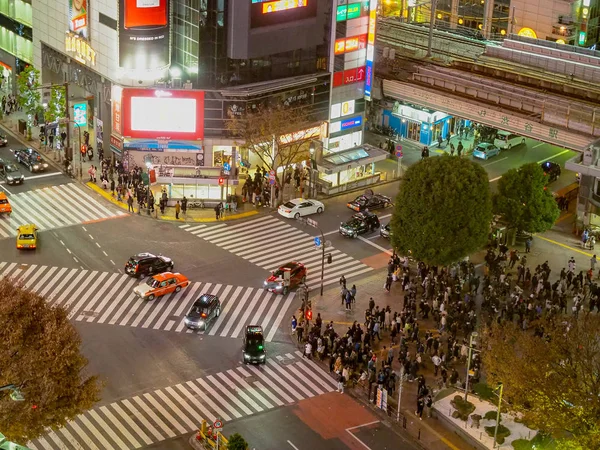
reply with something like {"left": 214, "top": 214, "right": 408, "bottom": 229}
{"left": 133, "top": 272, "right": 189, "bottom": 300}
{"left": 12, "top": 148, "right": 48, "bottom": 172}
{"left": 184, "top": 294, "right": 221, "bottom": 330}
{"left": 493, "top": 131, "right": 526, "bottom": 150}
{"left": 264, "top": 261, "right": 307, "bottom": 294}
{"left": 541, "top": 161, "right": 561, "bottom": 183}
{"left": 347, "top": 193, "right": 392, "bottom": 212}
{"left": 278, "top": 198, "right": 324, "bottom": 219}
{"left": 472, "top": 143, "right": 501, "bottom": 160}
{"left": 0, "top": 158, "right": 25, "bottom": 185}
{"left": 125, "top": 253, "right": 174, "bottom": 277}
{"left": 339, "top": 212, "right": 381, "bottom": 238}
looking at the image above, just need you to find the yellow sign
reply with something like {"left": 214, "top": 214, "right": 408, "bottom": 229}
{"left": 517, "top": 27, "right": 538, "bottom": 39}
{"left": 65, "top": 32, "right": 96, "bottom": 66}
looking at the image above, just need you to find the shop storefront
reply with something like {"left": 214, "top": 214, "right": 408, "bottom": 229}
{"left": 382, "top": 102, "right": 453, "bottom": 146}
{"left": 317, "top": 144, "right": 388, "bottom": 195}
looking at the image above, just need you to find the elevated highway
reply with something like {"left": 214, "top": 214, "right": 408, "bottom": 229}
{"left": 375, "top": 20, "right": 600, "bottom": 152}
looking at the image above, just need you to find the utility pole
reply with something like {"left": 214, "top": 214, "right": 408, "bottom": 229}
{"left": 426, "top": 0, "right": 438, "bottom": 58}
{"left": 464, "top": 331, "right": 478, "bottom": 402}
{"left": 396, "top": 365, "right": 405, "bottom": 422}
{"left": 64, "top": 82, "right": 70, "bottom": 162}
{"left": 493, "top": 383, "right": 504, "bottom": 448}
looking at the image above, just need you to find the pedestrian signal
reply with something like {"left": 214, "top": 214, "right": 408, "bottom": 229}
{"left": 218, "top": 178, "right": 224, "bottom": 185}
{"left": 305, "top": 309, "right": 313, "bottom": 321}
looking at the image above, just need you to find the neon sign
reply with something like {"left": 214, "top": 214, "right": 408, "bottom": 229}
{"left": 364, "top": 0, "right": 378, "bottom": 101}
{"left": 262, "top": 0, "right": 308, "bottom": 14}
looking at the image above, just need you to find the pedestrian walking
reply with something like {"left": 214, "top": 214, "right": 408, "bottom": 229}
{"left": 175, "top": 200, "right": 181, "bottom": 219}
{"left": 127, "top": 195, "right": 134, "bottom": 213}
{"left": 291, "top": 315, "right": 297, "bottom": 334}
{"left": 457, "top": 141, "right": 464, "bottom": 157}
{"left": 450, "top": 143, "right": 455, "bottom": 156}
{"left": 416, "top": 396, "right": 425, "bottom": 419}
{"left": 214, "top": 204, "right": 220, "bottom": 220}
{"left": 337, "top": 372, "right": 345, "bottom": 393}
{"left": 591, "top": 255, "right": 597, "bottom": 271}
{"left": 525, "top": 237, "right": 532, "bottom": 253}
{"left": 385, "top": 273, "right": 392, "bottom": 291}
{"left": 181, "top": 196, "right": 187, "bottom": 216}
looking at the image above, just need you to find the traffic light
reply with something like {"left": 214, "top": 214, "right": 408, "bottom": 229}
{"left": 305, "top": 309, "right": 313, "bottom": 321}
{"left": 218, "top": 177, "right": 224, "bottom": 186}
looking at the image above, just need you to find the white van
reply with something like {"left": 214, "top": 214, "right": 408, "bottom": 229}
{"left": 494, "top": 131, "right": 526, "bottom": 149}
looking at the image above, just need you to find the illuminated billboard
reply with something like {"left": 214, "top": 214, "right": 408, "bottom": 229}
{"left": 251, "top": 0, "right": 317, "bottom": 28}
{"left": 336, "top": 1, "right": 369, "bottom": 21}
{"left": 73, "top": 103, "right": 88, "bottom": 127}
{"left": 69, "top": 0, "right": 89, "bottom": 39}
{"left": 121, "top": 89, "right": 205, "bottom": 140}
{"left": 118, "top": 0, "right": 170, "bottom": 70}
{"left": 334, "top": 34, "right": 367, "bottom": 55}
{"left": 364, "top": 0, "right": 378, "bottom": 101}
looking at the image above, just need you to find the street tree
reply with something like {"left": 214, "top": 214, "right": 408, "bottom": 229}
{"left": 16, "top": 65, "right": 41, "bottom": 140}
{"left": 44, "top": 86, "right": 66, "bottom": 123}
{"left": 227, "top": 433, "right": 248, "bottom": 450}
{"left": 493, "top": 162, "right": 560, "bottom": 234}
{"left": 0, "top": 278, "right": 102, "bottom": 444}
{"left": 390, "top": 154, "right": 492, "bottom": 266}
{"left": 226, "top": 105, "right": 317, "bottom": 204}
{"left": 481, "top": 315, "right": 600, "bottom": 449}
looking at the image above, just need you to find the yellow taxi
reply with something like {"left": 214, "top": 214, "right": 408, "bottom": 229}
{"left": 133, "top": 272, "right": 190, "bottom": 300}
{"left": 16, "top": 224, "right": 38, "bottom": 250}
{"left": 0, "top": 192, "right": 11, "bottom": 215}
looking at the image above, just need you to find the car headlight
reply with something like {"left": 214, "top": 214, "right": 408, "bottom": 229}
{"left": 275, "top": 285, "right": 283, "bottom": 290}
{"left": 244, "top": 353, "right": 250, "bottom": 359}
{"left": 43, "top": 163, "right": 48, "bottom": 167}
{"left": 264, "top": 281, "right": 268, "bottom": 286}
{"left": 259, "top": 354, "right": 266, "bottom": 360}
{"left": 33, "top": 165, "right": 39, "bottom": 170}
{"left": 7, "top": 176, "right": 13, "bottom": 181}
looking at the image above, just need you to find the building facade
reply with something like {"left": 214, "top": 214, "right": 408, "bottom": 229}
{"left": 0, "top": 0, "right": 33, "bottom": 93}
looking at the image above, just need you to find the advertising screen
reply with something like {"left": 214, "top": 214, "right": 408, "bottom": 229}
{"left": 73, "top": 103, "right": 88, "bottom": 127}
{"left": 121, "top": 89, "right": 205, "bottom": 140}
{"left": 251, "top": 0, "right": 317, "bottom": 28}
{"left": 364, "top": 0, "right": 378, "bottom": 101}
{"left": 334, "top": 34, "right": 367, "bottom": 55}
{"left": 118, "top": 0, "right": 170, "bottom": 70}
{"left": 69, "top": 0, "right": 89, "bottom": 39}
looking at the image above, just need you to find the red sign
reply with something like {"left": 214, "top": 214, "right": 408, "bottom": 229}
{"left": 334, "top": 34, "right": 367, "bottom": 55}
{"left": 333, "top": 66, "right": 366, "bottom": 87}
{"left": 110, "top": 134, "right": 123, "bottom": 150}
{"left": 112, "top": 86, "right": 122, "bottom": 135}
{"left": 121, "top": 88, "right": 205, "bottom": 141}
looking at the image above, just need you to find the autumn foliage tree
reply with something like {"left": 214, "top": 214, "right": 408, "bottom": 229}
{"left": 0, "top": 278, "right": 102, "bottom": 444}
{"left": 226, "top": 105, "right": 317, "bottom": 204}
{"left": 481, "top": 315, "right": 600, "bottom": 449}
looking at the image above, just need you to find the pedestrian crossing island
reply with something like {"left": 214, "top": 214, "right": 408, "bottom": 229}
{"left": 0, "top": 262, "right": 294, "bottom": 342}
{"left": 0, "top": 183, "right": 127, "bottom": 238}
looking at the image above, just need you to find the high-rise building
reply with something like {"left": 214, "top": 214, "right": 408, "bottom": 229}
{"left": 0, "top": 0, "right": 33, "bottom": 93}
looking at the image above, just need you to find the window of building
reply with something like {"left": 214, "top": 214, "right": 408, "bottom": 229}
{"left": 0, "top": 0, "right": 32, "bottom": 27}
{"left": 0, "top": 27, "right": 32, "bottom": 63}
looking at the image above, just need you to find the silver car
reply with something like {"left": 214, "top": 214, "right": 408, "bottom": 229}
{"left": 0, "top": 158, "right": 25, "bottom": 185}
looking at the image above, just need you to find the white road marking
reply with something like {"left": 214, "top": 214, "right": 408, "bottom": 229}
{"left": 537, "top": 149, "right": 571, "bottom": 164}
{"left": 24, "top": 172, "right": 63, "bottom": 180}
{"left": 483, "top": 156, "right": 508, "bottom": 166}
{"left": 288, "top": 440, "right": 300, "bottom": 450}
{"left": 532, "top": 142, "right": 546, "bottom": 149}
{"left": 357, "top": 236, "right": 393, "bottom": 255}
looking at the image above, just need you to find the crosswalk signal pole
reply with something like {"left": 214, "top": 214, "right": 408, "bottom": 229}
{"left": 320, "top": 230, "right": 325, "bottom": 296}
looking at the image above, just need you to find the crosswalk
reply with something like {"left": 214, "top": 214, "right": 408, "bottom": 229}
{"left": 27, "top": 352, "right": 337, "bottom": 450}
{"left": 0, "top": 183, "right": 127, "bottom": 237}
{"left": 0, "top": 262, "right": 294, "bottom": 342}
{"left": 180, "top": 216, "right": 373, "bottom": 288}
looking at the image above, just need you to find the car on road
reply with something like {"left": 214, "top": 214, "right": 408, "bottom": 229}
{"left": 243, "top": 325, "right": 266, "bottom": 364}
{"left": 184, "top": 294, "right": 221, "bottom": 330}
{"left": 12, "top": 148, "right": 48, "bottom": 172}
{"left": 493, "top": 131, "right": 526, "bottom": 149}
{"left": 472, "top": 143, "right": 501, "bottom": 160}
{"left": 347, "top": 193, "right": 392, "bottom": 212}
{"left": 0, "top": 192, "right": 11, "bottom": 215}
{"left": 278, "top": 198, "right": 324, "bottom": 219}
{"left": 133, "top": 272, "right": 189, "bottom": 300}
{"left": 125, "top": 253, "right": 174, "bottom": 277}
{"left": 541, "top": 161, "right": 561, "bottom": 183}
{"left": 380, "top": 223, "right": 393, "bottom": 239}
{"left": 264, "top": 261, "right": 307, "bottom": 294}
{"left": 0, "top": 158, "right": 25, "bottom": 185}
{"left": 0, "top": 134, "right": 8, "bottom": 147}
{"left": 339, "top": 212, "right": 381, "bottom": 238}
{"left": 16, "top": 224, "right": 38, "bottom": 250}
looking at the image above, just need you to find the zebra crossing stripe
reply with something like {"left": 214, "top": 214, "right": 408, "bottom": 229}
{"left": 184, "top": 380, "right": 231, "bottom": 422}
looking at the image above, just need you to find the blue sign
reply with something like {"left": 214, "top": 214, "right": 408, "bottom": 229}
{"left": 314, "top": 236, "right": 321, "bottom": 247}
{"left": 341, "top": 116, "right": 363, "bottom": 131}
{"left": 364, "top": 59, "right": 373, "bottom": 100}
{"left": 223, "top": 162, "right": 231, "bottom": 171}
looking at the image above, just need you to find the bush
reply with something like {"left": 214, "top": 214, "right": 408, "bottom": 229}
{"left": 484, "top": 410, "right": 501, "bottom": 422}
{"left": 512, "top": 433, "right": 556, "bottom": 450}
{"left": 485, "top": 424, "right": 511, "bottom": 445}
{"left": 227, "top": 433, "right": 248, "bottom": 450}
{"left": 474, "top": 383, "right": 496, "bottom": 402}
{"left": 450, "top": 395, "right": 476, "bottom": 421}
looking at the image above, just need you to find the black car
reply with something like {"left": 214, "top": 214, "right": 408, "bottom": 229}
{"left": 541, "top": 161, "right": 561, "bottom": 183}
{"left": 184, "top": 294, "right": 221, "bottom": 330}
{"left": 347, "top": 193, "right": 392, "bottom": 212}
{"left": 243, "top": 325, "right": 266, "bottom": 364}
{"left": 125, "top": 253, "right": 174, "bottom": 277}
{"left": 0, "top": 134, "right": 8, "bottom": 147}
{"left": 12, "top": 148, "right": 48, "bottom": 172}
{"left": 380, "top": 223, "right": 392, "bottom": 239}
{"left": 0, "top": 158, "right": 25, "bottom": 185}
{"left": 339, "top": 212, "right": 381, "bottom": 238}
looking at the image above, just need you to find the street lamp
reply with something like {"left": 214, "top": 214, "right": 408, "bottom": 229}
{"left": 0, "top": 384, "right": 24, "bottom": 402}
{"left": 493, "top": 382, "right": 504, "bottom": 449}
{"left": 308, "top": 142, "right": 316, "bottom": 198}
{"left": 145, "top": 159, "right": 153, "bottom": 215}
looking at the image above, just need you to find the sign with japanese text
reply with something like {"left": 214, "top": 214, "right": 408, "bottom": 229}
{"left": 364, "top": 0, "right": 378, "bottom": 100}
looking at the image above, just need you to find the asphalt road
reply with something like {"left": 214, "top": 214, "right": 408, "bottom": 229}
{"left": 0, "top": 120, "right": 579, "bottom": 450}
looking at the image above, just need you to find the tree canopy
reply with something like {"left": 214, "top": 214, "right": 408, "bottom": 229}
{"left": 0, "top": 278, "right": 101, "bottom": 444}
{"left": 16, "top": 65, "right": 41, "bottom": 135}
{"left": 493, "top": 163, "right": 560, "bottom": 233}
{"left": 227, "top": 433, "right": 249, "bottom": 450}
{"left": 226, "top": 105, "right": 317, "bottom": 202}
{"left": 481, "top": 315, "right": 600, "bottom": 449}
{"left": 390, "top": 155, "right": 492, "bottom": 266}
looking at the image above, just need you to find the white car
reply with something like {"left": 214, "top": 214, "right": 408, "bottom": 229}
{"left": 278, "top": 198, "right": 325, "bottom": 219}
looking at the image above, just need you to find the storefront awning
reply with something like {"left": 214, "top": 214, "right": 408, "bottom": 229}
{"left": 320, "top": 144, "right": 389, "bottom": 174}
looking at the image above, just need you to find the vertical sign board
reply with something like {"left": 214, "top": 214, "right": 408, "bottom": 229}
{"left": 364, "top": 0, "right": 378, "bottom": 101}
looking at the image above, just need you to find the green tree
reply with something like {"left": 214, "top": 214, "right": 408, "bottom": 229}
{"left": 0, "top": 278, "right": 102, "bottom": 444}
{"left": 44, "top": 86, "right": 66, "bottom": 123}
{"left": 15, "top": 65, "right": 41, "bottom": 140}
{"left": 481, "top": 315, "right": 600, "bottom": 449}
{"left": 390, "top": 155, "right": 492, "bottom": 266}
{"left": 493, "top": 163, "right": 560, "bottom": 234}
{"left": 226, "top": 105, "right": 316, "bottom": 204}
{"left": 227, "top": 433, "right": 248, "bottom": 450}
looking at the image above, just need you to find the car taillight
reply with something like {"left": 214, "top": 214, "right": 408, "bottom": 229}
{"left": 201, "top": 313, "right": 207, "bottom": 318}
{"left": 285, "top": 210, "right": 291, "bottom": 213}
{"left": 17, "top": 245, "right": 23, "bottom": 248}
